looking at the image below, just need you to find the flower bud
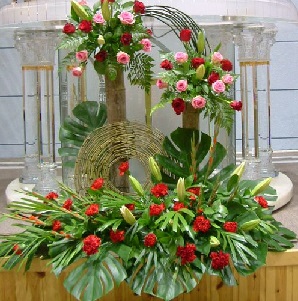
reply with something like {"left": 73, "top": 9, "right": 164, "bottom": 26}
{"left": 197, "top": 31, "right": 205, "bottom": 53}
{"left": 101, "top": 0, "right": 111, "bottom": 21}
{"left": 71, "top": 0, "right": 90, "bottom": 20}
{"left": 251, "top": 178, "right": 272, "bottom": 196}
{"left": 195, "top": 64, "right": 205, "bottom": 80}
{"left": 240, "top": 219, "right": 260, "bottom": 231}
{"left": 231, "top": 162, "right": 246, "bottom": 178}
{"left": 129, "top": 175, "right": 144, "bottom": 196}
{"left": 210, "top": 236, "right": 220, "bottom": 247}
{"left": 97, "top": 35, "right": 105, "bottom": 45}
{"left": 120, "top": 205, "right": 136, "bottom": 225}
{"left": 149, "top": 157, "right": 162, "bottom": 182}
{"left": 177, "top": 178, "right": 185, "bottom": 202}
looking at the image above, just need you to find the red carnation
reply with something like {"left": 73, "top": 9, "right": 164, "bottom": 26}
{"left": 110, "top": 229, "right": 125, "bottom": 243}
{"left": 133, "top": 0, "right": 145, "bottom": 14}
{"left": 144, "top": 233, "right": 157, "bottom": 247}
{"left": 151, "top": 183, "right": 168, "bottom": 197}
{"left": 160, "top": 59, "right": 173, "bottom": 70}
{"left": 78, "top": 20, "right": 92, "bottom": 33}
{"left": 125, "top": 203, "right": 135, "bottom": 211}
{"left": 62, "top": 198, "right": 73, "bottom": 210}
{"left": 221, "top": 59, "right": 233, "bottom": 71}
{"left": 207, "top": 71, "right": 220, "bottom": 85}
{"left": 223, "top": 221, "right": 238, "bottom": 233}
{"left": 149, "top": 203, "right": 165, "bottom": 216}
{"left": 120, "top": 33, "right": 132, "bottom": 46}
{"left": 45, "top": 192, "right": 58, "bottom": 200}
{"left": 62, "top": 23, "right": 76, "bottom": 34}
{"left": 191, "top": 57, "right": 205, "bottom": 69}
{"left": 254, "top": 196, "right": 269, "bottom": 208}
{"left": 82, "top": 234, "right": 101, "bottom": 256}
{"left": 118, "top": 161, "right": 129, "bottom": 176}
{"left": 173, "top": 202, "right": 186, "bottom": 211}
{"left": 193, "top": 215, "right": 211, "bottom": 233}
{"left": 172, "top": 98, "right": 185, "bottom": 115}
{"left": 180, "top": 29, "right": 192, "bottom": 42}
{"left": 85, "top": 204, "right": 99, "bottom": 216}
{"left": 210, "top": 251, "right": 230, "bottom": 270}
{"left": 91, "top": 178, "right": 104, "bottom": 190}
{"left": 230, "top": 100, "right": 242, "bottom": 111}
{"left": 94, "top": 50, "right": 107, "bottom": 62}
{"left": 52, "top": 220, "right": 62, "bottom": 232}
{"left": 176, "top": 243, "right": 196, "bottom": 265}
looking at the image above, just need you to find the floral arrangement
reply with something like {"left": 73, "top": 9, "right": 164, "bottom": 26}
{"left": 153, "top": 30, "right": 242, "bottom": 132}
{"left": 0, "top": 128, "right": 295, "bottom": 301}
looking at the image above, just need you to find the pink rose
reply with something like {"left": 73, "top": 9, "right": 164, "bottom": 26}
{"left": 192, "top": 95, "right": 206, "bottom": 109}
{"left": 76, "top": 50, "right": 88, "bottom": 62}
{"left": 222, "top": 74, "right": 234, "bottom": 84}
{"left": 117, "top": 51, "right": 130, "bottom": 64}
{"left": 93, "top": 12, "right": 105, "bottom": 24}
{"left": 211, "top": 52, "right": 223, "bottom": 64}
{"left": 156, "top": 79, "right": 168, "bottom": 89}
{"left": 118, "top": 11, "right": 135, "bottom": 25}
{"left": 212, "top": 80, "right": 226, "bottom": 93}
{"left": 140, "top": 38, "right": 152, "bottom": 52}
{"left": 174, "top": 52, "right": 188, "bottom": 64}
{"left": 72, "top": 67, "right": 83, "bottom": 77}
{"left": 176, "top": 79, "right": 188, "bottom": 92}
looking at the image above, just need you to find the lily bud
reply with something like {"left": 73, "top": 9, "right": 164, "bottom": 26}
{"left": 197, "top": 31, "right": 205, "bottom": 53}
{"left": 251, "top": 178, "right": 272, "bottom": 196}
{"left": 240, "top": 219, "right": 260, "bottom": 231}
{"left": 149, "top": 157, "right": 162, "bottom": 182}
{"left": 210, "top": 236, "right": 220, "bottom": 247}
{"left": 129, "top": 175, "right": 144, "bottom": 196}
{"left": 177, "top": 178, "right": 185, "bottom": 202}
{"left": 232, "top": 162, "right": 246, "bottom": 178}
{"left": 97, "top": 35, "right": 105, "bottom": 45}
{"left": 120, "top": 205, "right": 136, "bottom": 225}
{"left": 101, "top": 0, "right": 111, "bottom": 21}
{"left": 71, "top": 0, "right": 90, "bottom": 20}
{"left": 196, "top": 64, "right": 205, "bottom": 80}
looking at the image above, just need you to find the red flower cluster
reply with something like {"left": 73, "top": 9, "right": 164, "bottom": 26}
{"left": 125, "top": 203, "right": 135, "bottom": 211}
{"left": 220, "top": 59, "right": 233, "bottom": 71}
{"left": 110, "top": 229, "right": 125, "bottom": 243}
{"left": 45, "top": 192, "right": 58, "bottom": 200}
{"left": 179, "top": 29, "right": 192, "bottom": 42}
{"left": 91, "top": 178, "right": 104, "bottom": 190}
{"left": 171, "top": 98, "right": 185, "bottom": 115}
{"left": 151, "top": 183, "right": 168, "bottom": 197}
{"left": 210, "top": 251, "right": 230, "bottom": 270}
{"left": 254, "top": 196, "right": 269, "bottom": 208}
{"left": 173, "top": 202, "right": 186, "bottom": 211}
{"left": 13, "top": 244, "right": 22, "bottom": 255}
{"left": 85, "top": 204, "right": 99, "bottom": 216}
{"left": 176, "top": 243, "right": 196, "bottom": 265}
{"left": 230, "top": 100, "right": 242, "bottom": 111}
{"left": 149, "top": 203, "right": 165, "bottom": 216}
{"left": 191, "top": 57, "right": 205, "bottom": 69}
{"left": 118, "top": 161, "right": 129, "bottom": 176}
{"left": 187, "top": 187, "right": 201, "bottom": 201}
{"left": 82, "top": 235, "right": 101, "bottom": 256}
{"left": 133, "top": 0, "right": 145, "bottom": 14}
{"left": 160, "top": 59, "right": 173, "bottom": 70}
{"left": 52, "top": 220, "right": 62, "bottom": 232}
{"left": 62, "top": 198, "right": 73, "bottom": 210}
{"left": 78, "top": 20, "right": 92, "bottom": 33}
{"left": 223, "top": 221, "right": 238, "bottom": 233}
{"left": 144, "top": 233, "right": 157, "bottom": 247}
{"left": 193, "top": 216, "right": 211, "bottom": 233}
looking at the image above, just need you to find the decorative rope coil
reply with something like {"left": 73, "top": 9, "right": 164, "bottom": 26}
{"left": 74, "top": 121, "right": 165, "bottom": 195}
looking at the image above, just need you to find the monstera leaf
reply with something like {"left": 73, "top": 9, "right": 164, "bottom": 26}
{"left": 58, "top": 101, "right": 107, "bottom": 168}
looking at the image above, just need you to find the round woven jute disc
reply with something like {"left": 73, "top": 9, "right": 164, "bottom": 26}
{"left": 74, "top": 120, "right": 165, "bottom": 194}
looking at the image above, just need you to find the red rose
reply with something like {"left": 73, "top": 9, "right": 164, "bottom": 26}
{"left": 173, "top": 202, "right": 186, "bottom": 211}
{"left": 94, "top": 50, "right": 107, "bottom": 62}
{"left": 120, "top": 33, "right": 132, "bottom": 46}
{"left": 133, "top": 0, "right": 145, "bottom": 14}
{"left": 91, "top": 178, "right": 104, "bottom": 190}
{"left": 191, "top": 57, "right": 205, "bottom": 69}
{"left": 151, "top": 183, "right": 168, "bottom": 197}
{"left": 207, "top": 72, "right": 220, "bottom": 85}
{"left": 144, "top": 233, "right": 157, "bottom": 247}
{"left": 223, "top": 221, "right": 238, "bottom": 233}
{"left": 179, "top": 29, "right": 192, "bottom": 42}
{"left": 125, "top": 203, "right": 135, "bottom": 211}
{"left": 149, "top": 203, "right": 165, "bottom": 216}
{"left": 176, "top": 243, "right": 196, "bottom": 265}
{"left": 230, "top": 100, "right": 242, "bottom": 111}
{"left": 171, "top": 98, "right": 185, "bottom": 115}
{"left": 45, "top": 192, "right": 58, "bottom": 200}
{"left": 82, "top": 235, "right": 101, "bottom": 256}
{"left": 118, "top": 161, "right": 129, "bottom": 176}
{"left": 78, "top": 20, "right": 92, "bottom": 33}
{"left": 193, "top": 216, "right": 211, "bottom": 233}
{"left": 62, "top": 198, "right": 73, "bottom": 210}
{"left": 52, "top": 220, "right": 62, "bottom": 232}
{"left": 221, "top": 59, "right": 233, "bottom": 71}
{"left": 210, "top": 251, "right": 230, "bottom": 270}
{"left": 13, "top": 244, "right": 22, "bottom": 255}
{"left": 85, "top": 204, "right": 99, "bottom": 216}
{"left": 254, "top": 196, "right": 269, "bottom": 208}
{"left": 62, "top": 23, "right": 76, "bottom": 34}
{"left": 160, "top": 59, "right": 173, "bottom": 70}
{"left": 110, "top": 229, "right": 125, "bottom": 243}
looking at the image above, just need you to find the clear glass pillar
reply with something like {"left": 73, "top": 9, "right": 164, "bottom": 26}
{"left": 234, "top": 24, "right": 277, "bottom": 179}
